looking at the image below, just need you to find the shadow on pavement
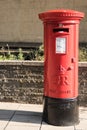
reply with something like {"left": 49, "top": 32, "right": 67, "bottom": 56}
{"left": 0, "top": 109, "right": 43, "bottom": 124}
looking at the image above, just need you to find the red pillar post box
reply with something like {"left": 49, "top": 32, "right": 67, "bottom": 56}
{"left": 39, "top": 10, "right": 84, "bottom": 126}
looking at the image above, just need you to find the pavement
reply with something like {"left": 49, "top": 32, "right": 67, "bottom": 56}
{"left": 0, "top": 102, "right": 87, "bottom": 130}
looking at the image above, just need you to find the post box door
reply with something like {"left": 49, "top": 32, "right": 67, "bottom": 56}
{"left": 44, "top": 26, "right": 78, "bottom": 99}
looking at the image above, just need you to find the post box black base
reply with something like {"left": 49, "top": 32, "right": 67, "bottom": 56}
{"left": 43, "top": 96, "right": 79, "bottom": 126}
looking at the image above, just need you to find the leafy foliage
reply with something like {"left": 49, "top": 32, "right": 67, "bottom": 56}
{"left": 0, "top": 44, "right": 86, "bottom": 61}
{"left": 35, "top": 45, "right": 44, "bottom": 60}
{"left": 79, "top": 47, "right": 87, "bottom": 61}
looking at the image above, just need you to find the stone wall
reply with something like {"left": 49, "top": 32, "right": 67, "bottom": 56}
{"left": 78, "top": 62, "right": 87, "bottom": 106}
{"left": 0, "top": 61, "right": 44, "bottom": 104}
{"left": 0, "top": 0, "right": 86, "bottom": 43}
{"left": 0, "top": 61, "right": 87, "bottom": 106}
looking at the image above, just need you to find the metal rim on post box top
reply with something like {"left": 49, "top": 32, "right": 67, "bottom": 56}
{"left": 39, "top": 9, "right": 84, "bottom": 21}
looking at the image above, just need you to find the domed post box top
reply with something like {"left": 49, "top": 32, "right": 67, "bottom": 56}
{"left": 39, "top": 9, "right": 84, "bottom": 22}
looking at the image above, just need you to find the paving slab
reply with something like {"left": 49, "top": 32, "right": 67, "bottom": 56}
{"left": 5, "top": 126, "right": 40, "bottom": 130}
{"left": 3, "top": 103, "right": 42, "bottom": 130}
{"left": 0, "top": 102, "right": 20, "bottom": 130}
{"left": 75, "top": 107, "right": 87, "bottom": 130}
{"left": 41, "top": 122, "right": 74, "bottom": 130}
{"left": 0, "top": 102, "right": 86, "bottom": 130}
{"left": 8, "top": 113, "right": 42, "bottom": 126}
{"left": 0, "top": 102, "right": 20, "bottom": 110}
{"left": 18, "top": 104, "right": 43, "bottom": 112}
{"left": 0, "top": 121, "right": 9, "bottom": 130}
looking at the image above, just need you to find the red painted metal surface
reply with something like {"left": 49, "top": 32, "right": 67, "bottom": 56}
{"left": 39, "top": 10, "right": 84, "bottom": 99}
